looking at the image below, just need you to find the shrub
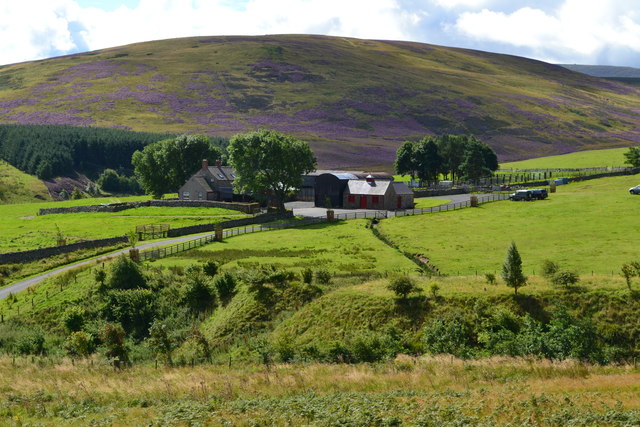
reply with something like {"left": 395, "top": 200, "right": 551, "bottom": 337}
{"left": 429, "top": 282, "right": 440, "bottom": 299}
{"left": 63, "top": 306, "right": 85, "bottom": 333}
{"left": 16, "top": 329, "right": 46, "bottom": 356}
{"left": 541, "top": 259, "right": 560, "bottom": 280}
{"left": 148, "top": 322, "right": 174, "bottom": 366}
{"left": 64, "top": 331, "right": 93, "bottom": 358}
{"left": 551, "top": 270, "right": 580, "bottom": 288}
{"left": 387, "top": 276, "right": 420, "bottom": 299}
{"left": 484, "top": 273, "right": 496, "bottom": 285}
{"left": 181, "top": 272, "right": 216, "bottom": 314}
{"left": 423, "top": 313, "right": 475, "bottom": 359}
{"left": 202, "top": 261, "right": 219, "bottom": 277}
{"left": 315, "top": 268, "right": 332, "bottom": 285}
{"left": 301, "top": 267, "right": 314, "bottom": 284}
{"left": 621, "top": 264, "right": 635, "bottom": 290}
{"left": 100, "top": 323, "right": 129, "bottom": 368}
{"left": 102, "top": 289, "right": 157, "bottom": 340}
{"left": 213, "top": 272, "right": 237, "bottom": 305}
{"left": 273, "top": 334, "right": 296, "bottom": 363}
{"left": 104, "top": 255, "right": 147, "bottom": 291}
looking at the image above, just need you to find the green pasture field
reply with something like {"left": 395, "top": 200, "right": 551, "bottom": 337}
{"left": 0, "top": 196, "right": 248, "bottom": 252}
{"left": 377, "top": 174, "right": 640, "bottom": 277}
{"left": 152, "top": 219, "right": 418, "bottom": 279}
{"left": 501, "top": 147, "right": 630, "bottom": 169}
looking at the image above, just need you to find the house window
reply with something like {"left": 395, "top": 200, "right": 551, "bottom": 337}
{"left": 218, "top": 173, "right": 225, "bottom": 179}
{"left": 372, "top": 196, "right": 379, "bottom": 204}
{"left": 182, "top": 191, "right": 190, "bottom": 200}
{"left": 348, "top": 195, "right": 355, "bottom": 203}
{"left": 198, "top": 192, "right": 203, "bottom": 200}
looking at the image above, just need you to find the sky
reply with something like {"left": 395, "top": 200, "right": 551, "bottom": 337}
{"left": 1, "top": 0, "right": 640, "bottom": 67}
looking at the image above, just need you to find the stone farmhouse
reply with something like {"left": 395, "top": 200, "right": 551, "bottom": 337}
{"left": 178, "top": 159, "right": 237, "bottom": 202}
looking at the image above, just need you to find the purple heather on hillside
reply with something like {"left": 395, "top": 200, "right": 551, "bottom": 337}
{"left": 8, "top": 111, "right": 94, "bottom": 126}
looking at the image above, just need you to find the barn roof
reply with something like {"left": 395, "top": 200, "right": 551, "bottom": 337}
{"left": 392, "top": 182, "right": 413, "bottom": 195}
{"left": 347, "top": 180, "right": 391, "bottom": 196}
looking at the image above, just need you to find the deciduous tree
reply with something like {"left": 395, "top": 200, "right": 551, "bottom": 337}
{"left": 132, "top": 134, "right": 222, "bottom": 199}
{"left": 228, "top": 129, "right": 316, "bottom": 210}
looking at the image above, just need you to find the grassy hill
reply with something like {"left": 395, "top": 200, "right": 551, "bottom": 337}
{"left": 1, "top": 35, "right": 640, "bottom": 168}
{"left": 501, "top": 147, "right": 629, "bottom": 169}
{"left": 0, "top": 161, "right": 51, "bottom": 203}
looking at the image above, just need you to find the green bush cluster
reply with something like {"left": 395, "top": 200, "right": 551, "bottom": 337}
{"left": 271, "top": 326, "right": 414, "bottom": 364}
{"left": 422, "top": 303, "right": 612, "bottom": 363}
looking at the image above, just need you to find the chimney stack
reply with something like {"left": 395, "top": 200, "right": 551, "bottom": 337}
{"left": 202, "top": 159, "right": 209, "bottom": 170}
{"left": 216, "top": 159, "right": 222, "bottom": 167}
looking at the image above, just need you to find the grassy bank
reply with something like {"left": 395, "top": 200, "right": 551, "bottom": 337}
{"left": 0, "top": 356, "right": 638, "bottom": 425}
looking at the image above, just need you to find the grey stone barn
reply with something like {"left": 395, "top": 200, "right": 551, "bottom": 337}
{"left": 179, "top": 159, "right": 237, "bottom": 202}
{"left": 313, "top": 171, "right": 394, "bottom": 208}
{"left": 342, "top": 175, "right": 414, "bottom": 210}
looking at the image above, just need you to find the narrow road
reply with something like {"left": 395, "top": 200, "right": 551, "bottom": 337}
{"left": 0, "top": 232, "right": 216, "bottom": 300}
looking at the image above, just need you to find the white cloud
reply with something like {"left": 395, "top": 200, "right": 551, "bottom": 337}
{"left": 0, "top": 0, "right": 422, "bottom": 65}
{"left": 434, "top": 0, "right": 490, "bottom": 9}
{"left": 1, "top": 0, "right": 640, "bottom": 67}
{"left": 453, "top": 0, "right": 640, "bottom": 64}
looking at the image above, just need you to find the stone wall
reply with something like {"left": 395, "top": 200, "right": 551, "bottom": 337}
{"left": 413, "top": 188, "right": 469, "bottom": 197}
{"left": 167, "top": 211, "right": 295, "bottom": 237}
{"left": 0, "top": 236, "right": 128, "bottom": 265}
{"left": 38, "top": 199, "right": 260, "bottom": 215}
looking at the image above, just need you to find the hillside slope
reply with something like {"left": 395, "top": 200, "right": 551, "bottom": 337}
{"left": 1, "top": 35, "right": 640, "bottom": 168}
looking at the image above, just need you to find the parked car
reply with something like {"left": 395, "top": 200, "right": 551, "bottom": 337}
{"left": 630, "top": 185, "right": 640, "bottom": 195}
{"left": 509, "top": 190, "right": 532, "bottom": 201}
{"left": 530, "top": 188, "right": 548, "bottom": 200}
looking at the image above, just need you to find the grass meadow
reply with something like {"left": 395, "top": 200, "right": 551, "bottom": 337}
{"left": 0, "top": 356, "right": 639, "bottom": 425}
{"left": 0, "top": 196, "right": 249, "bottom": 252}
{"left": 378, "top": 174, "right": 640, "bottom": 277}
{"left": 153, "top": 219, "right": 417, "bottom": 278}
{"left": 501, "top": 147, "right": 630, "bottom": 169}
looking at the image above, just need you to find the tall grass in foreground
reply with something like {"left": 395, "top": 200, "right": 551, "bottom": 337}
{"left": 0, "top": 355, "right": 638, "bottom": 425}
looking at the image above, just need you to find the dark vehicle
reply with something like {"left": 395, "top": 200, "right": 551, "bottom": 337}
{"left": 530, "top": 188, "right": 548, "bottom": 200}
{"left": 630, "top": 185, "right": 640, "bottom": 195}
{"left": 509, "top": 190, "right": 532, "bottom": 201}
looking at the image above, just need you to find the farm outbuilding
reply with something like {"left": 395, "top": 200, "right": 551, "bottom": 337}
{"left": 312, "top": 171, "right": 394, "bottom": 208}
{"left": 342, "top": 175, "right": 414, "bottom": 210}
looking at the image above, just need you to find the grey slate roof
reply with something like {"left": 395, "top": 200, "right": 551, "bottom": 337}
{"left": 194, "top": 176, "right": 213, "bottom": 191}
{"left": 392, "top": 182, "right": 413, "bottom": 195}
{"left": 207, "top": 166, "right": 235, "bottom": 182}
{"left": 347, "top": 180, "right": 391, "bottom": 196}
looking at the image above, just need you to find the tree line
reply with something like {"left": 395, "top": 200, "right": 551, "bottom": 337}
{"left": 395, "top": 134, "right": 499, "bottom": 184}
{"left": 0, "top": 124, "right": 174, "bottom": 179}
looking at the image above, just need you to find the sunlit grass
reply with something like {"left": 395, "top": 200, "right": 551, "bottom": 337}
{"left": 502, "top": 147, "right": 630, "bottom": 169}
{"left": 378, "top": 175, "right": 640, "bottom": 276}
